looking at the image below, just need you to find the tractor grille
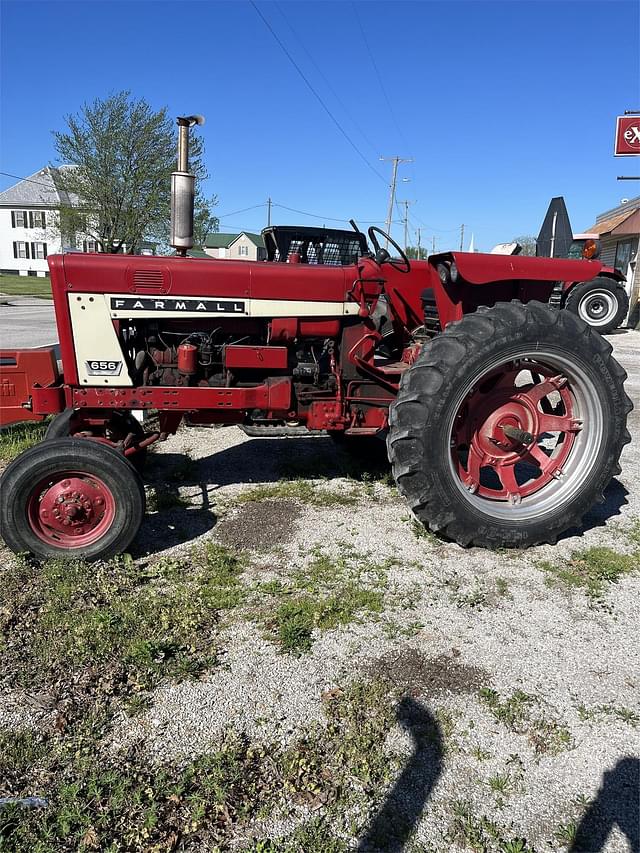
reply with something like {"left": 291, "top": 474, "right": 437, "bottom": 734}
{"left": 130, "top": 268, "right": 167, "bottom": 293}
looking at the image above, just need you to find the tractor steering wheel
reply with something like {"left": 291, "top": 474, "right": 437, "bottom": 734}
{"left": 367, "top": 226, "right": 411, "bottom": 274}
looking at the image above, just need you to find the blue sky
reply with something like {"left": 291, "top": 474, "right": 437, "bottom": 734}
{"left": 1, "top": 0, "right": 639, "bottom": 250}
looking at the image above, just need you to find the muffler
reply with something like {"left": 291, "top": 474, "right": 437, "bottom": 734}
{"left": 170, "top": 114, "right": 205, "bottom": 256}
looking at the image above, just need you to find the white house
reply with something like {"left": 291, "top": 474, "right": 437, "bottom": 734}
{"left": 0, "top": 167, "right": 157, "bottom": 277}
{"left": 0, "top": 166, "right": 85, "bottom": 277}
{"left": 204, "top": 231, "right": 266, "bottom": 261}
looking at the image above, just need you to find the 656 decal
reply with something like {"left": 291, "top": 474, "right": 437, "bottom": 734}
{"left": 85, "top": 359, "right": 123, "bottom": 376}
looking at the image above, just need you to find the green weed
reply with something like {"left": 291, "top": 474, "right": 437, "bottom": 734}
{"left": 540, "top": 546, "right": 638, "bottom": 602}
{"left": 0, "top": 678, "right": 396, "bottom": 852}
{"left": 0, "top": 420, "right": 48, "bottom": 463}
{"left": 257, "top": 549, "right": 389, "bottom": 653}
{"left": 479, "top": 689, "right": 571, "bottom": 755}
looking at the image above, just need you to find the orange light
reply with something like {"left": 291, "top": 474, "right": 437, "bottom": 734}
{"left": 582, "top": 239, "right": 600, "bottom": 259}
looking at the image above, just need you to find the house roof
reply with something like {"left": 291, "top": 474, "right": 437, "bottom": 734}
{"left": 0, "top": 166, "right": 80, "bottom": 208}
{"left": 204, "top": 233, "right": 239, "bottom": 248}
{"left": 585, "top": 207, "right": 640, "bottom": 237}
{"left": 585, "top": 195, "right": 640, "bottom": 237}
{"left": 204, "top": 231, "right": 265, "bottom": 249}
{"left": 229, "top": 232, "right": 265, "bottom": 248}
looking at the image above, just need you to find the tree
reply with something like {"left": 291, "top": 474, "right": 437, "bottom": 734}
{"left": 52, "top": 92, "right": 218, "bottom": 253}
{"left": 405, "top": 245, "right": 429, "bottom": 259}
{"left": 512, "top": 235, "right": 537, "bottom": 256}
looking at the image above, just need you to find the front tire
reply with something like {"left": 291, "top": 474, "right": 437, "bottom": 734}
{"left": 564, "top": 278, "right": 629, "bottom": 334}
{"left": 45, "top": 409, "right": 147, "bottom": 472}
{"left": 0, "top": 438, "right": 145, "bottom": 561}
{"left": 388, "top": 301, "right": 632, "bottom": 548}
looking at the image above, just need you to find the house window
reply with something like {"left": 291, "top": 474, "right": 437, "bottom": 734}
{"left": 29, "top": 211, "right": 46, "bottom": 228}
{"left": 614, "top": 239, "right": 636, "bottom": 273}
{"left": 238, "top": 245, "right": 249, "bottom": 257}
{"left": 83, "top": 240, "right": 98, "bottom": 253}
{"left": 13, "top": 241, "right": 29, "bottom": 258}
{"left": 11, "top": 210, "right": 28, "bottom": 228}
{"left": 32, "top": 242, "right": 47, "bottom": 259}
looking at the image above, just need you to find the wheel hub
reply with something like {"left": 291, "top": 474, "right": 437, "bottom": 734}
{"left": 28, "top": 473, "right": 115, "bottom": 546}
{"left": 453, "top": 366, "right": 583, "bottom": 503}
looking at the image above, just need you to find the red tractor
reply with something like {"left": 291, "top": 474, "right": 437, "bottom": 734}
{"left": 0, "top": 117, "right": 633, "bottom": 560}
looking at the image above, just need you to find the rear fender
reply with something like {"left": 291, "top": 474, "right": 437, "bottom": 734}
{"left": 0, "top": 347, "right": 64, "bottom": 427}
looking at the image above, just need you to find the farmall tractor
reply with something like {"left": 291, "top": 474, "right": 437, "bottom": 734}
{"left": 0, "top": 117, "right": 633, "bottom": 561}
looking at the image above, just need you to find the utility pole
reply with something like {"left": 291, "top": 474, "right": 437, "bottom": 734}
{"left": 432, "top": 236, "right": 436, "bottom": 254}
{"left": 267, "top": 197, "right": 272, "bottom": 227}
{"left": 459, "top": 224, "right": 465, "bottom": 251}
{"left": 380, "top": 156, "right": 412, "bottom": 246}
{"left": 398, "top": 200, "right": 415, "bottom": 252}
{"left": 416, "top": 227, "right": 421, "bottom": 259}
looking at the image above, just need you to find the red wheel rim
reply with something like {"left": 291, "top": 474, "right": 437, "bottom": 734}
{"left": 452, "top": 362, "right": 583, "bottom": 505}
{"left": 26, "top": 471, "right": 116, "bottom": 549}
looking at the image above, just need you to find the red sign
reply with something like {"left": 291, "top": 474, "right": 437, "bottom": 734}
{"left": 615, "top": 115, "right": 640, "bottom": 155}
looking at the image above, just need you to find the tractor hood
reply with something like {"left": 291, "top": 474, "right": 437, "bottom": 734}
{"left": 430, "top": 251, "right": 606, "bottom": 285}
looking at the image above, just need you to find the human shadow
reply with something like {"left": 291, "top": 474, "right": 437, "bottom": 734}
{"left": 356, "top": 696, "right": 444, "bottom": 853}
{"left": 569, "top": 756, "right": 639, "bottom": 853}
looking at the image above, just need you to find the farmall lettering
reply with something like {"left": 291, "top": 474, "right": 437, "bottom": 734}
{"left": 615, "top": 115, "right": 640, "bottom": 155}
{"left": 110, "top": 297, "right": 246, "bottom": 313}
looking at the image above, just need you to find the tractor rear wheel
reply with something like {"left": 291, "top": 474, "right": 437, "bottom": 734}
{"left": 388, "top": 301, "right": 632, "bottom": 548}
{"left": 564, "top": 278, "right": 629, "bottom": 334}
{"left": 0, "top": 438, "right": 145, "bottom": 561}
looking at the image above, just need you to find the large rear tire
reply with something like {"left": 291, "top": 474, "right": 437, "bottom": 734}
{"left": 564, "top": 278, "right": 629, "bottom": 334}
{"left": 0, "top": 438, "right": 145, "bottom": 561}
{"left": 388, "top": 301, "right": 632, "bottom": 548}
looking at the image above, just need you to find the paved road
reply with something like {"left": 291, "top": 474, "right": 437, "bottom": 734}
{"left": 0, "top": 296, "right": 58, "bottom": 350}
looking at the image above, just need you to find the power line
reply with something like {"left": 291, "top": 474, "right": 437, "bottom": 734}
{"left": 0, "top": 170, "right": 58, "bottom": 189}
{"left": 273, "top": 2, "right": 380, "bottom": 160}
{"left": 351, "top": 3, "right": 412, "bottom": 157}
{"left": 217, "top": 202, "right": 267, "bottom": 219}
{"left": 272, "top": 201, "right": 398, "bottom": 224}
{"left": 249, "top": 1, "right": 387, "bottom": 186}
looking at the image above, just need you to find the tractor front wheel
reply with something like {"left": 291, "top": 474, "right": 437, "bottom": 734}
{"left": 0, "top": 438, "right": 145, "bottom": 561}
{"left": 45, "top": 409, "right": 148, "bottom": 471}
{"left": 564, "top": 278, "right": 629, "bottom": 334}
{"left": 388, "top": 301, "right": 632, "bottom": 548}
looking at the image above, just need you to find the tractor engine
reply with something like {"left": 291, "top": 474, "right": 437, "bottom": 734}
{"left": 119, "top": 319, "right": 335, "bottom": 399}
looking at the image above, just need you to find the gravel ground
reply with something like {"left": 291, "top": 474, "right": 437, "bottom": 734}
{"left": 1, "top": 329, "right": 639, "bottom": 851}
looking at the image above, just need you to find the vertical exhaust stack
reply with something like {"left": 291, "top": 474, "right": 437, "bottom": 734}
{"left": 170, "top": 114, "right": 205, "bottom": 257}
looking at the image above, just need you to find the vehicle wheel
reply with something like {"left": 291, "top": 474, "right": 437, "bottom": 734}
{"left": 564, "top": 278, "right": 629, "bottom": 334}
{"left": 45, "top": 409, "right": 147, "bottom": 472}
{"left": 0, "top": 438, "right": 145, "bottom": 561}
{"left": 387, "top": 301, "right": 632, "bottom": 548}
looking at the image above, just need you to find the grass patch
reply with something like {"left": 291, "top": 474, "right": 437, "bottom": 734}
{"left": 255, "top": 548, "right": 392, "bottom": 653}
{"left": 0, "top": 273, "right": 52, "bottom": 299}
{"left": 576, "top": 702, "right": 640, "bottom": 727}
{"left": 0, "top": 419, "right": 48, "bottom": 464}
{"left": 479, "top": 689, "right": 571, "bottom": 755}
{"left": 239, "top": 479, "right": 358, "bottom": 507}
{"left": 539, "top": 546, "right": 638, "bottom": 602}
{"left": 626, "top": 517, "right": 640, "bottom": 547}
{"left": 0, "top": 678, "right": 397, "bottom": 852}
{"left": 448, "top": 799, "right": 534, "bottom": 852}
{"left": 0, "top": 543, "right": 247, "bottom": 706}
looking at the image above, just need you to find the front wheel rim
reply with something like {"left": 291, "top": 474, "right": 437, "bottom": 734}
{"left": 26, "top": 471, "right": 116, "bottom": 548}
{"left": 447, "top": 351, "right": 604, "bottom": 522}
{"left": 577, "top": 290, "right": 617, "bottom": 326}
